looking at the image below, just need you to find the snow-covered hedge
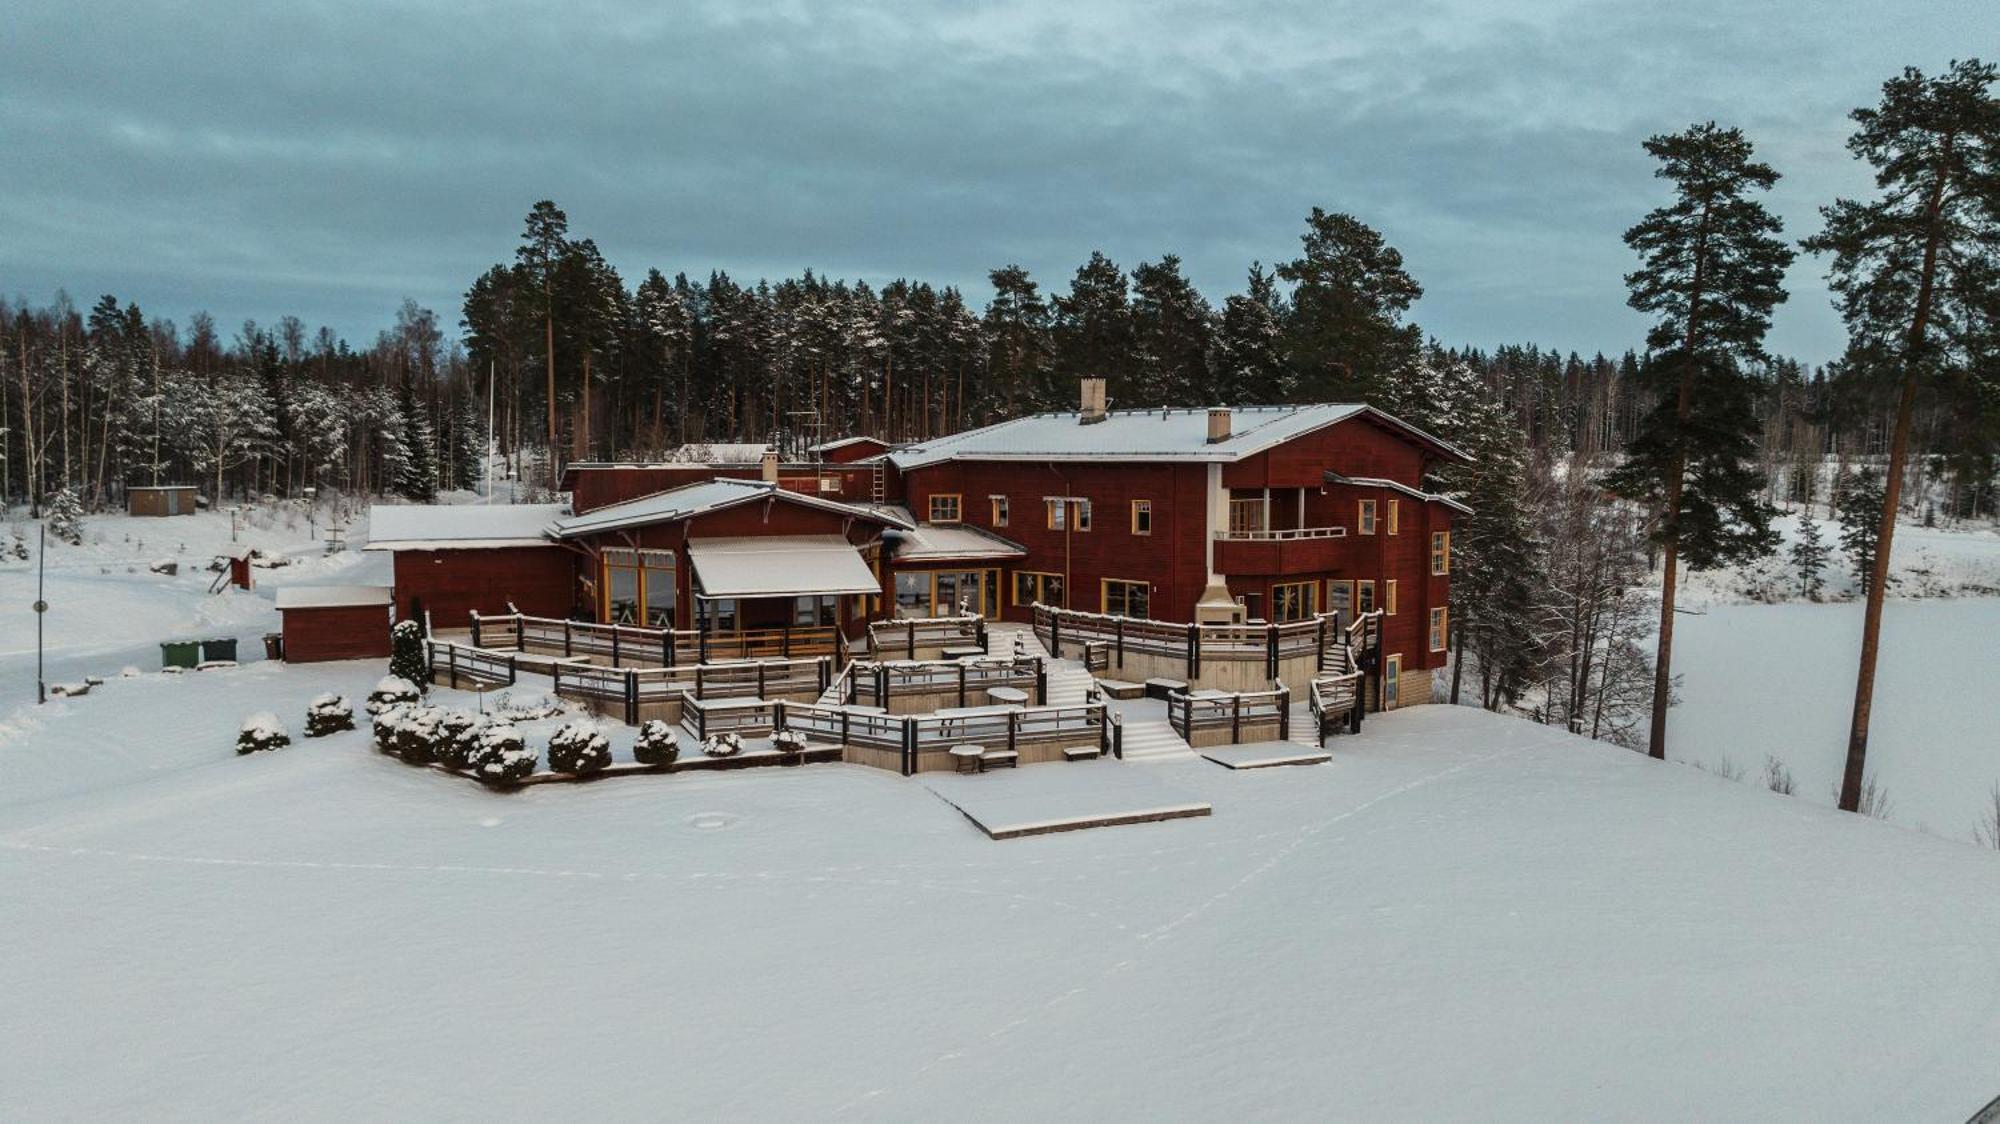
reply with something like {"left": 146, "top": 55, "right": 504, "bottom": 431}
{"left": 367, "top": 676, "right": 420, "bottom": 716}
{"left": 393, "top": 706, "right": 446, "bottom": 764}
{"left": 469, "top": 723, "right": 535, "bottom": 784}
{"left": 432, "top": 710, "right": 483, "bottom": 769}
{"left": 304, "top": 693, "right": 355, "bottom": 738}
{"left": 236, "top": 712, "right": 291, "bottom": 755}
{"left": 633, "top": 720, "right": 680, "bottom": 767}
{"left": 547, "top": 720, "right": 612, "bottom": 776}
{"left": 389, "top": 620, "right": 427, "bottom": 689}
{"left": 702, "top": 730, "right": 744, "bottom": 758}
{"left": 772, "top": 728, "right": 809, "bottom": 756}
{"left": 371, "top": 703, "right": 410, "bottom": 753}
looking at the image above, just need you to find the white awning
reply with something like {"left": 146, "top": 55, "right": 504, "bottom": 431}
{"left": 686, "top": 536, "right": 881, "bottom": 599}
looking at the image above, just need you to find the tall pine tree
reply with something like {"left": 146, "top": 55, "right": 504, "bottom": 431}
{"left": 1605, "top": 123, "right": 1791, "bottom": 759}
{"left": 1802, "top": 59, "right": 2000, "bottom": 812}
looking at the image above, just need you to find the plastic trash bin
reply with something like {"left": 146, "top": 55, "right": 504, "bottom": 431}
{"left": 262, "top": 633, "right": 285, "bottom": 661}
{"left": 200, "top": 637, "right": 239, "bottom": 662}
{"left": 161, "top": 640, "right": 200, "bottom": 669}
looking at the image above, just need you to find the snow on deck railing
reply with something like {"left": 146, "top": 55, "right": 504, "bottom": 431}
{"left": 1033, "top": 604, "right": 1356, "bottom": 680}
{"left": 468, "top": 611, "right": 842, "bottom": 666}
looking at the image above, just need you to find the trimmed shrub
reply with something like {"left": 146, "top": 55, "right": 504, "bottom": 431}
{"left": 367, "top": 675, "right": 420, "bottom": 716}
{"left": 548, "top": 720, "right": 612, "bottom": 776}
{"left": 702, "top": 730, "right": 744, "bottom": 758}
{"left": 772, "top": 728, "right": 809, "bottom": 756}
{"left": 371, "top": 702, "right": 412, "bottom": 753}
{"left": 469, "top": 723, "right": 535, "bottom": 784}
{"left": 433, "top": 710, "right": 483, "bottom": 769}
{"left": 304, "top": 693, "right": 355, "bottom": 738}
{"left": 392, "top": 706, "right": 446, "bottom": 764}
{"left": 633, "top": 720, "right": 680, "bottom": 767}
{"left": 236, "top": 712, "right": 291, "bottom": 755}
{"left": 389, "top": 620, "right": 427, "bottom": 691}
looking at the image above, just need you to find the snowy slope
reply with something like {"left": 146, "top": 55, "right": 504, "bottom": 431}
{"left": 1, "top": 669, "right": 1997, "bottom": 1121}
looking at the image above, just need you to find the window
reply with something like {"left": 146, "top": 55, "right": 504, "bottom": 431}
{"left": 1045, "top": 497, "right": 1090, "bottom": 531}
{"left": 1384, "top": 654, "right": 1402, "bottom": 709}
{"left": 1271, "top": 580, "right": 1318, "bottom": 623}
{"left": 1102, "top": 578, "right": 1150, "bottom": 619}
{"left": 1327, "top": 579, "right": 1354, "bottom": 620}
{"left": 1131, "top": 499, "right": 1152, "bottom": 536}
{"left": 1384, "top": 579, "right": 1399, "bottom": 616}
{"left": 1387, "top": 498, "right": 1400, "bottom": 535}
{"left": 697, "top": 597, "right": 737, "bottom": 633}
{"left": 990, "top": 495, "right": 1009, "bottom": 527}
{"left": 894, "top": 572, "right": 930, "bottom": 616}
{"left": 1432, "top": 530, "right": 1451, "bottom": 575}
{"left": 928, "top": 493, "right": 962, "bottom": 523}
{"left": 1358, "top": 499, "right": 1378, "bottom": 535}
{"left": 793, "top": 594, "right": 838, "bottom": 627}
{"left": 1014, "top": 570, "right": 1065, "bottom": 608}
{"left": 602, "top": 548, "right": 677, "bottom": 628}
{"left": 1430, "top": 607, "right": 1448, "bottom": 652}
{"left": 933, "top": 569, "right": 999, "bottom": 618}
{"left": 1228, "top": 497, "right": 1266, "bottom": 535}
{"left": 1357, "top": 580, "right": 1376, "bottom": 614}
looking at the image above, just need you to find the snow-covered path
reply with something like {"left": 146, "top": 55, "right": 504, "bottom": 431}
{"left": 1, "top": 665, "right": 1997, "bottom": 1120}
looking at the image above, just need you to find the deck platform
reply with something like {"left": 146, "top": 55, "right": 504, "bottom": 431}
{"left": 1199, "top": 743, "right": 1332, "bottom": 769}
{"left": 919, "top": 762, "right": 1211, "bottom": 839}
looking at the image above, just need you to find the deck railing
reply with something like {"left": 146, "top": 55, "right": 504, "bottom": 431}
{"left": 1033, "top": 604, "right": 1364, "bottom": 680}
{"left": 1165, "top": 682, "right": 1291, "bottom": 745}
{"left": 427, "top": 640, "right": 831, "bottom": 725}
{"left": 775, "top": 699, "right": 1111, "bottom": 775}
{"left": 866, "top": 615, "right": 987, "bottom": 660}
{"left": 1211, "top": 525, "right": 1349, "bottom": 541}
{"left": 843, "top": 656, "right": 1045, "bottom": 708}
{"left": 469, "top": 611, "right": 841, "bottom": 666}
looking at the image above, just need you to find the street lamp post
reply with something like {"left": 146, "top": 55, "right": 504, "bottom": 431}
{"left": 34, "top": 525, "right": 47, "bottom": 705}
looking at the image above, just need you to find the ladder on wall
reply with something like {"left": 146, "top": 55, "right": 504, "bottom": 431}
{"left": 870, "top": 461, "right": 886, "bottom": 505}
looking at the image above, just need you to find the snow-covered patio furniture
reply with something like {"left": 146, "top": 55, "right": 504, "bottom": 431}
{"left": 979, "top": 748, "right": 1019, "bottom": 770}
{"left": 1062, "top": 745, "right": 1100, "bottom": 761}
{"left": 950, "top": 745, "right": 985, "bottom": 774}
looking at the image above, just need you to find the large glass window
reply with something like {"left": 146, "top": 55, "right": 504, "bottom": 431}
{"left": 1102, "top": 578, "right": 1150, "bottom": 619}
{"left": 1228, "top": 497, "right": 1265, "bottom": 535}
{"left": 605, "top": 550, "right": 641, "bottom": 624}
{"left": 1271, "top": 580, "right": 1318, "bottom": 623}
{"left": 697, "top": 598, "right": 737, "bottom": 632}
{"left": 793, "top": 595, "right": 838, "bottom": 627}
{"left": 1327, "top": 580, "right": 1354, "bottom": 621}
{"left": 603, "top": 548, "right": 676, "bottom": 627}
{"left": 1014, "top": 571, "right": 1064, "bottom": 608}
{"left": 895, "top": 572, "right": 930, "bottom": 617}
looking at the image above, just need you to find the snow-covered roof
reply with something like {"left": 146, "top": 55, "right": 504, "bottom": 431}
{"left": 686, "top": 536, "right": 882, "bottom": 598}
{"left": 363, "top": 503, "right": 567, "bottom": 551}
{"left": 127, "top": 484, "right": 196, "bottom": 492}
{"left": 1322, "top": 471, "right": 1474, "bottom": 515}
{"left": 666, "top": 442, "right": 772, "bottom": 464}
{"left": 888, "top": 522, "right": 1027, "bottom": 563}
{"left": 887, "top": 404, "right": 1468, "bottom": 469}
{"left": 550, "top": 478, "right": 912, "bottom": 539}
{"left": 275, "top": 585, "right": 394, "bottom": 610}
{"left": 810, "top": 436, "right": 889, "bottom": 453}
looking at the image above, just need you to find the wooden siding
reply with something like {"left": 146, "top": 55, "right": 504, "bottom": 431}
{"left": 393, "top": 546, "right": 575, "bottom": 630}
{"left": 280, "top": 604, "right": 393, "bottom": 662}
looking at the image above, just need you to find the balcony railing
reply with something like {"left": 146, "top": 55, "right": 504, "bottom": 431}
{"left": 1212, "top": 525, "right": 1348, "bottom": 541}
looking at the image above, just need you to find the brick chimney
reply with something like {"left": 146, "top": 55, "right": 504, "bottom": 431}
{"left": 1079, "top": 377, "right": 1107, "bottom": 425}
{"left": 760, "top": 449, "right": 780, "bottom": 483}
{"left": 1206, "top": 407, "right": 1232, "bottom": 444}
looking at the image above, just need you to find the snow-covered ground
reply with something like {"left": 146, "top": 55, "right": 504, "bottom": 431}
{"left": 2, "top": 661, "right": 1998, "bottom": 1120}
{"left": 1679, "top": 509, "right": 2000, "bottom": 607}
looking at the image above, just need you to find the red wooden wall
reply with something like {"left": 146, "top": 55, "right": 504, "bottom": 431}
{"left": 280, "top": 604, "right": 393, "bottom": 663}
{"left": 393, "top": 546, "right": 575, "bottom": 629}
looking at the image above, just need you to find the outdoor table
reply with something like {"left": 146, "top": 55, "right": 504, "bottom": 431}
{"left": 942, "top": 645, "right": 985, "bottom": 661}
{"left": 950, "top": 744, "right": 985, "bottom": 774}
{"left": 986, "top": 686, "right": 1029, "bottom": 707}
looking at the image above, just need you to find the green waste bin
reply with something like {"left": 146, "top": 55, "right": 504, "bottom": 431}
{"left": 200, "top": 637, "right": 239, "bottom": 663}
{"left": 161, "top": 640, "right": 200, "bottom": 669}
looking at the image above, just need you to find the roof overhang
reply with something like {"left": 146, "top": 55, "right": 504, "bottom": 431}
{"left": 1323, "top": 471, "right": 1474, "bottom": 515}
{"left": 551, "top": 479, "right": 912, "bottom": 540}
{"left": 686, "top": 536, "right": 882, "bottom": 599}
{"left": 887, "top": 524, "right": 1028, "bottom": 564}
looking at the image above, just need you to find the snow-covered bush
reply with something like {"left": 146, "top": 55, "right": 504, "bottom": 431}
{"left": 7, "top": 528, "right": 27, "bottom": 561}
{"left": 304, "top": 693, "right": 355, "bottom": 737}
{"left": 148, "top": 558, "right": 178, "bottom": 576}
{"left": 389, "top": 619, "right": 428, "bottom": 690}
{"left": 236, "top": 712, "right": 291, "bottom": 755}
{"left": 392, "top": 706, "right": 446, "bottom": 764}
{"left": 469, "top": 723, "right": 535, "bottom": 784}
{"left": 632, "top": 720, "right": 680, "bottom": 766}
{"left": 496, "top": 691, "right": 567, "bottom": 721}
{"left": 371, "top": 703, "right": 413, "bottom": 753}
{"left": 367, "top": 675, "right": 420, "bottom": 716}
{"left": 436, "top": 713, "right": 490, "bottom": 770}
{"left": 547, "top": 720, "right": 612, "bottom": 776}
{"left": 46, "top": 487, "right": 84, "bottom": 545}
{"left": 702, "top": 730, "right": 744, "bottom": 758}
{"left": 772, "top": 728, "right": 809, "bottom": 757}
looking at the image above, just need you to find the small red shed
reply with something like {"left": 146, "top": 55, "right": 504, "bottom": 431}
{"left": 276, "top": 585, "right": 395, "bottom": 663}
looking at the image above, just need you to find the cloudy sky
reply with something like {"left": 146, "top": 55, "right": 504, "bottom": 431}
{"left": 2, "top": 0, "right": 1990, "bottom": 365}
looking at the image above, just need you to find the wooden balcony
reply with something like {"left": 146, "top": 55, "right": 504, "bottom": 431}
{"left": 1211, "top": 526, "right": 1349, "bottom": 574}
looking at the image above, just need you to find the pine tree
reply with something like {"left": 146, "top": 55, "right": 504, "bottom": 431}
{"left": 1790, "top": 515, "right": 1831, "bottom": 599}
{"left": 1604, "top": 122, "right": 1793, "bottom": 759}
{"left": 1837, "top": 468, "right": 1887, "bottom": 595}
{"left": 1128, "top": 255, "right": 1214, "bottom": 406}
{"left": 1050, "top": 251, "right": 1132, "bottom": 394}
{"left": 1276, "top": 209, "right": 1424, "bottom": 403}
{"left": 46, "top": 486, "right": 84, "bottom": 544}
{"left": 1216, "top": 263, "right": 1288, "bottom": 403}
{"left": 1802, "top": 59, "right": 2000, "bottom": 812}
{"left": 394, "top": 382, "right": 437, "bottom": 502}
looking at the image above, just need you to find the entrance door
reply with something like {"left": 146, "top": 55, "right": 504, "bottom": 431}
{"left": 1383, "top": 653, "right": 1402, "bottom": 710}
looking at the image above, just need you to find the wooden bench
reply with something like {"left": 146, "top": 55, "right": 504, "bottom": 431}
{"left": 1144, "top": 677, "right": 1188, "bottom": 701}
{"left": 1062, "top": 745, "right": 1100, "bottom": 762}
{"left": 979, "top": 748, "right": 1019, "bottom": 770}
{"left": 1095, "top": 678, "right": 1145, "bottom": 700}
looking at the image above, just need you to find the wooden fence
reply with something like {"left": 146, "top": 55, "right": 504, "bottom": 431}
{"left": 1165, "top": 683, "right": 1291, "bottom": 747}
{"left": 469, "top": 611, "right": 840, "bottom": 666}
{"left": 774, "top": 700, "right": 1114, "bottom": 775}
{"left": 427, "top": 640, "right": 831, "bottom": 725}
{"left": 865, "top": 615, "right": 988, "bottom": 660}
{"left": 841, "top": 656, "right": 1045, "bottom": 710}
{"left": 1033, "top": 604, "right": 1361, "bottom": 681}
